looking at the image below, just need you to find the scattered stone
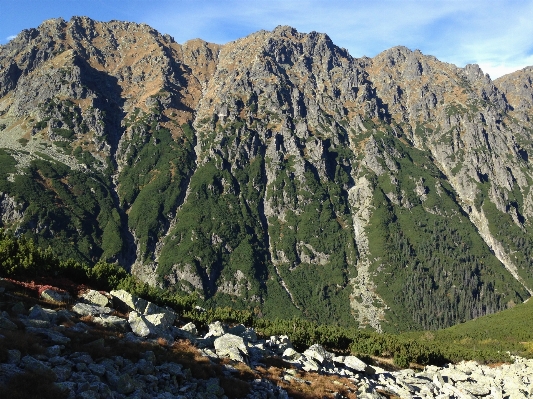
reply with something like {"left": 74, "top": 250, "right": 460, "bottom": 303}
{"left": 128, "top": 311, "right": 154, "bottom": 337}
{"left": 343, "top": 355, "right": 369, "bottom": 373}
{"left": 181, "top": 322, "right": 198, "bottom": 336}
{"left": 110, "top": 290, "right": 149, "bottom": 313}
{"left": 80, "top": 290, "right": 110, "bottom": 307}
{"left": 41, "top": 288, "right": 71, "bottom": 304}
{"left": 0, "top": 315, "right": 17, "bottom": 330}
{"left": 28, "top": 305, "right": 50, "bottom": 321}
{"left": 11, "top": 302, "right": 25, "bottom": 314}
{"left": 205, "top": 321, "right": 227, "bottom": 339}
{"left": 71, "top": 303, "right": 113, "bottom": 317}
{"left": 303, "top": 344, "right": 331, "bottom": 364}
{"left": 214, "top": 333, "right": 248, "bottom": 362}
{"left": 21, "top": 355, "right": 56, "bottom": 379}
{"left": 92, "top": 314, "right": 129, "bottom": 331}
{"left": 1, "top": 287, "right": 531, "bottom": 399}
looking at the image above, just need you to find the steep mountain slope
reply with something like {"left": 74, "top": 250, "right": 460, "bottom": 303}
{"left": 0, "top": 17, "right": 532, "bottom": 332}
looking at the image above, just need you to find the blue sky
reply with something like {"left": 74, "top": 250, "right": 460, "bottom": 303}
{"left": 1, "top": 0, "right": 533, "bottom": 79}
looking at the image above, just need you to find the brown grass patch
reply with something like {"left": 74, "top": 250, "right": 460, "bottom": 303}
{"left": 255, "top": 364, "right": 357, "bottom": 399}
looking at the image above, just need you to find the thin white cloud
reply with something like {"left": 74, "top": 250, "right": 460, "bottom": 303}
{"left": 6, "top": 35, "right": 17, "bottom": 41}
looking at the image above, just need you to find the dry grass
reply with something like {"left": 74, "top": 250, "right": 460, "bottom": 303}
{"left": 255, "top": 359, "right": 357, "bottom": 399}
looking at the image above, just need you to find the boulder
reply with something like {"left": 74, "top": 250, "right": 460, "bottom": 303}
{"left": 20, "top": 318, "right": 50, "bottom": 328}
{"left": 0, "top": 315, "right": 17, "bottom": 330}
{"left": 457, "top": 381, "right": 491, "bottom": 396}
{"left": 342, "top": 356, "right": 368, "bottom": 373}
{"left": 442, "top": 368, "right": 470, "bottom": 382}
{"left": 0, "top": 364, "right": 23, "bottom": 384}
{"left": 110, "top": 290, "right": 177, "bottom": 326}
{"left": 242, "top": 327, "right": 258, "bottom": 343}
{"left": 11, "top": 302, "right": 25, "bottom": 314}
{"left": 267, "top": 335, "right": 293, "bottom": 354}
{"left": 40, "top": 288, "right": 71, "bottom": 304}
{"left": 229, "top": 324, "right": 257, "bottom": 342}
{"left": 205, "top": 321, "right": 227, "bottom": 339}
{"left": 71, "top": 302, "right": 113, "bottom": 317}
{"left": 301, "top": 357, "right": 320, "bottom": 372}
{"left": 110, "top": 289, "right": 149, "bottom": 313}
{"left": 81, "top": 290, "right": 111, "bottom": 307}
{"left": 21, "top": 355, "right": 56, "bottom": 379}
{"left": 181, "top": 322, "right": 198, "bottom": 336}
{"left": 128, "top": 311, "right": 155, "bottom": 337}
{"left": 106, "top": 371, "right": 136, "bottom": 394}
{"left": 145, "top": 312, "right": 174, "bottom": 330}
{"left": 228, "top": 324, "right": 246, "bottom": 336}
{"left": 26, "top": 327, "right": 71, "bottom": 344}
{"left": 303, "top": 344, "right": 332, "bottom": 364}
{"left": 282, "top": 348, "right": 301, "bottom": 361}
{"left": 92, "top": 314, "right": 129, "bottom": 331}
{"left": 214, "top": 333, "right": 249, "bottom": 362}
{"left": 28, "top": 305, "right": 50, "bottom": 321}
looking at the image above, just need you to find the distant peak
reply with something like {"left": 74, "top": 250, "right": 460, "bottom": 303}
{"left": 272, "top": 25, "right": 298, "bottom": 36}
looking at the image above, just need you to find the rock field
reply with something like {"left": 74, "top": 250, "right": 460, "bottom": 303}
{"left": 0, "top": 284, "right": 532, "bottom": 398}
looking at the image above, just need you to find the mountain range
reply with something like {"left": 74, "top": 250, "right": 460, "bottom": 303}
{"left": 1, "top": 16, "right": 533, "bottom": 333}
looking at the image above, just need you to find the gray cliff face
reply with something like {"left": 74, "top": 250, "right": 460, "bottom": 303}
{"left": 1, "top": 18, "right": 533, "bottom": 331}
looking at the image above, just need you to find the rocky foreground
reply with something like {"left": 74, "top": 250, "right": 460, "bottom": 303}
{"left": 0, "top": 282, "right": 532, "bottom": 399}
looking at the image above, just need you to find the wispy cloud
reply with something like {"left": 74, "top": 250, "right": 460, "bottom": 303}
{"left": 6, "top": 35, "right": 17, "bottom": 41}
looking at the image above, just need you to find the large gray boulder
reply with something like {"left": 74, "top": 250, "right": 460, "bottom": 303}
{"left": 205, "top": 320, "right": 227, "bottom": 339}
{"left": 93, "top": 314, "right": 129, "bottom": 331}
{"left": 303, "top": 344, "right": 332, "bottom": 364}
{"left": 81, "top": 290, "right": 111, "bottom": 307}
{"left": 128, "top": 311, "right": 155, "bottom": 337}
{"left": 28, "top": 305, "right": 50, "bottom": 321}
{"left": 21, "top": 355, "right": 56, "bottom": 379}
{"left": 110, "top": 290, "right": 177, "bottom": 326}
{"left": 40, "top": 288, "right": 71, "bottom": 304}
{"left": 25, "top": 327, "right": 70, "bottom": 344}
{"left": 110, "top": 289, "right": 149, "bottom": 313}
{"left": 71, "top": 302, "right": 113, "bottom": 317}
{"left": 214, "top": 333, "right": 249, "bottom": 362}
{"left": 181, "top": 322, "right": 198, "bottom": 336}
{"left": 0, "top": 315, "right": 17, "bottom": 330}
{"left": 127, "top": 311, "right": 174, "bottom": 342}
{"left": 340, "top": 355, "right": 368, "bottom": 373}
